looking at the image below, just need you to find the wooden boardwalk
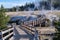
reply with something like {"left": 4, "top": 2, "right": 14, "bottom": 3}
{"left": 13, "top": 25, "right": 34, "bottom": 40}
{"left": 9, "top": 15, "right": 56, "bottom": 40}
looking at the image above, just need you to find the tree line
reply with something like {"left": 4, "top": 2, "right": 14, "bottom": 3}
{"left": 5, "top": 0, "right": 60, "bottom": 12}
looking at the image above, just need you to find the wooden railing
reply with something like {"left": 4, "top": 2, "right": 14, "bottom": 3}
{"left": 20, "top": 16, "right": 56, "bottom": 40}
{"left": 22, "top": 24, "right": 35, "bottom": 35}
{"left": 21, "top": 17, "right": 42, "bottom": 35}
{"left": 0, "top": 27, "right": 13, "bottom": 40}
{"left": 23, "top": 17, "right": 41, "bottom": 26}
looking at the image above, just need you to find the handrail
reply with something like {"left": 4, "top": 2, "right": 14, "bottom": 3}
{"left": 22, "top": 25, "right": 35, "bottom": 34}
{"left": 0, "top": 27, "right": 13, "bottom": 40}
{"left": 0, "top": 27, "right": 13, "bottom": 31}
{"left": 20, "top": 17, "right": 56, "bottom": 40}
{"left": 21, "top": 17, "right": 41, "bottom": 35}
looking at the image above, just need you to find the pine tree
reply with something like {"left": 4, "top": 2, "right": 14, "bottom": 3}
{"left": 0, "top": 5, "right": 9, "bottom": 30}
{"left": 53, "top": 20, "right": 60, "bottom": 40}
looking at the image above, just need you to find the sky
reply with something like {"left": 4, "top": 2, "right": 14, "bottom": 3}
{"left": 0, "top": 0, "right": 36, "bottom": 8}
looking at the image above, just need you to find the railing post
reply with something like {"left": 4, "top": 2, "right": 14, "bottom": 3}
{"left": 40, "top": 24, "right": 41, "bottom": 27}
{"left": 38, "top": 36, "right": 40, "bottom": 40}
{"left": 34, "top": 21, "right": 35, "bottom": 26}
{"left": 39, "top": 18, "right": 41, "bottom": 27}
{"left": 37, "top": 19, "right": 38, "bottom": 25}
{"left": 32, "top": 21, "right": 34, "bottom": 27}
{"left": 34, "top": 28, "right": 39, "bottom": 40}
{"left": 12, "top": 23, "right": 16, "bottom": 36}
{"left": 38, "top": 19, "right": 39, "bottom": 24}
{"left": 35, "top": 19, "right": 37, "bottom": 25}
{"left": 0, "top": 31, "right": 3, "bottom": 40}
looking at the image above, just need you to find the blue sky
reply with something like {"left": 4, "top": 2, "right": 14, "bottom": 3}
{"left": 0, "top": 0, "right": 36, "bottom": 8}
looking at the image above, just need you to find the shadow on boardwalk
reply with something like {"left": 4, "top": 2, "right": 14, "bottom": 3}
{"left": 14, "top": 25, "right": 34, "bottom": 40}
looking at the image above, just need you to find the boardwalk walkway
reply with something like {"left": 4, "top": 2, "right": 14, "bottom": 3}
{"left": 13, "top": 25, "right": 34, "bottom": 40}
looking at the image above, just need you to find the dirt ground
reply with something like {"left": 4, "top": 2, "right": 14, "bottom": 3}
{"left": 6, "top": 10, "right": 60, "bottom": 17}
